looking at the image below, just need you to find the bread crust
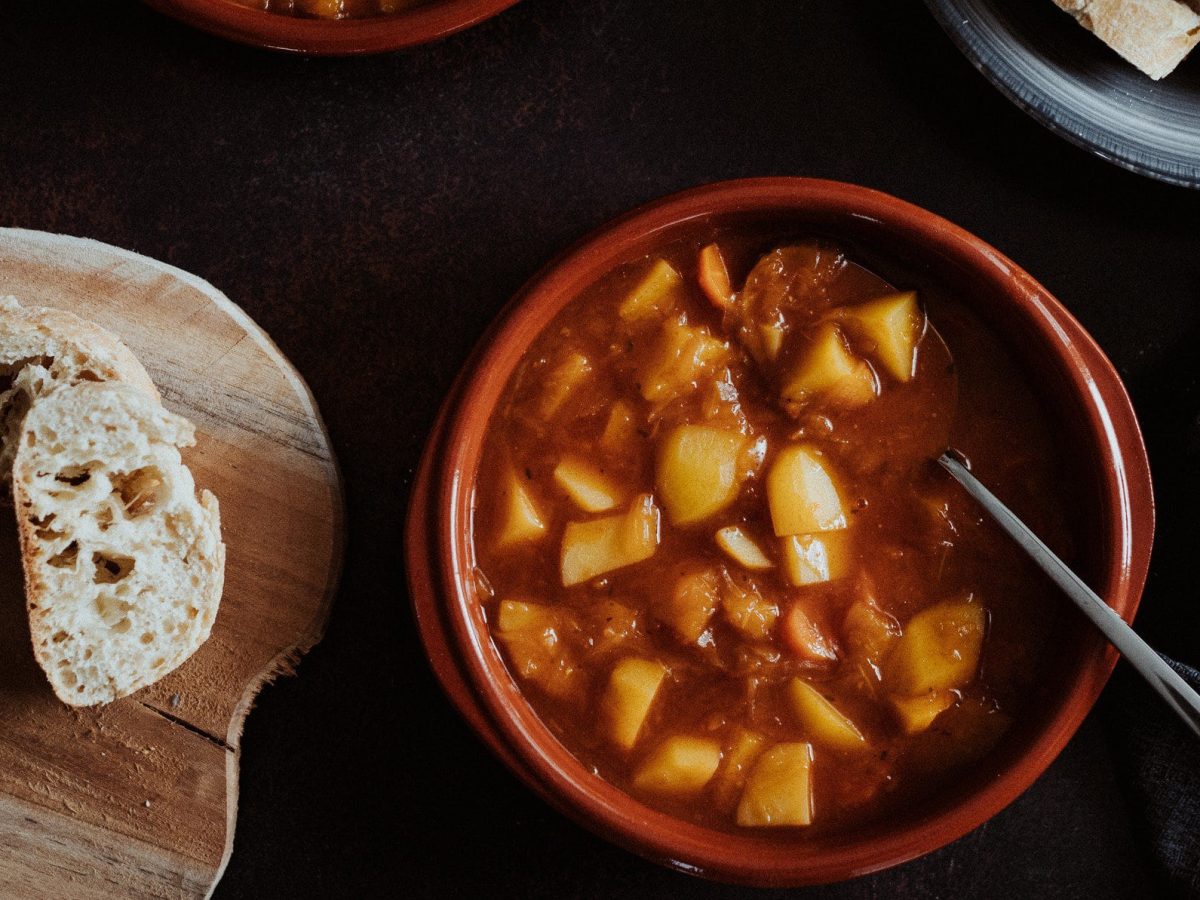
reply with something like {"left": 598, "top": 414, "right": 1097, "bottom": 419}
{"left": 0, "top": 296, "right": 161, "bottom": 490}
{"left": 0, "top": 296, "right": 159, "bottom": 399}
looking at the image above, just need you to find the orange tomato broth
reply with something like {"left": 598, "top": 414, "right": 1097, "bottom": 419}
{"left": 471, "top": 229, "right": 1072, "bottom": 834}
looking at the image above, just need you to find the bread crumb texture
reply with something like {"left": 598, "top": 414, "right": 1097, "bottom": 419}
{"left": 14, "top": 381, "right": 224, "bottom": 707}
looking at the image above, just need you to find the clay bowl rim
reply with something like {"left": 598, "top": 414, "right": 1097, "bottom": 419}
{"left": 141, "top": 0, "right": 520, "bottom": 55}
{"left": 406, "top": 177, "right": 1155, "bottom": 886}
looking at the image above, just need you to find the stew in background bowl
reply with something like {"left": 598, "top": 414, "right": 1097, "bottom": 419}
{"left": 143, "top": 0, "right": 519, "bottom": 53}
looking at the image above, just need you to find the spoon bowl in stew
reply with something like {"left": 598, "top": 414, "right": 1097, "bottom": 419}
{"left": 937, "top": 450, "right": 1199, "bottom": 737}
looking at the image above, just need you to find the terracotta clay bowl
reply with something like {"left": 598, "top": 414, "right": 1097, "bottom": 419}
{"left": 143, "top": 0, "right": 519, "bottom": 54}
{"left": 404, "top": 178, "right": 1154, "bottom": 885}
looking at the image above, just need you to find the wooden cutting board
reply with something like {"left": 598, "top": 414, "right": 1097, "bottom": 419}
{"left": 0, "top": 229, "right": 343, "bottom": 898}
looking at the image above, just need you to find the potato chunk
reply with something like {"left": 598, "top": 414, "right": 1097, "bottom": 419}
{"left": 553, "top": 457, "right": 622, "bottom": 513}
{"left": 713, "top": 728, "right": 767, "bottom": 810}
{"left": 497, "top": 599, "right": 546, "bottom": 632}
{"left": 787, "top": 679, "right": 866, "bottom": 751}
{"left": 890, "top": 690, "right": 956, "bottom": 735}
{"left": 720, "top": 577, "right": 779, "bottom": 641}
{"left": 539, "top": 352, "right": 592, "bottom": 418}
{"left": 601, "top": 657, "right": 668, "bottom": 751}
{"left": 714, "top": 526, "right": 774, "bottom": 570}
{"left": 838, "top": 291, "right": 924, "bottom": 382}
{"left": 600, "top": 400, "right": 638, "bottom": 452}
{"left": 640, "top": 317, "right": 729, "bottom": 402}
{"left": 633, "top": 736, "right": 722, "bottom": 795}
{"left": 736, "top": 742, "right": 814, "bottom": 827}
{"left": 780, "top": 531, "right": 852, "bottom": 586}
{"left": 698, "top": 244, "right": 734, "bottom": 310}
{"left": 758, "top": 320, "right": 785, "bottom": 362}
{"left": 495, "top": 470, "right": 547, "bottom": 549}
{"left": 496, "top": 600, "right": 582, "bottom": 699}
{"left": 656, "top": 425, "right": 747, "bottom": 525}
{"left": 653, "top": 566, "right": 721, "bottom": 644}
{"left": 780, "top": 323, "right": 877, "bottom": 412}
{"left": 766, "top": 445, "right": 847, "bottom": 536}
{"left": 561, "top": 494, "right": 661, "bottom": 587}
{"left": 885, "top": 600, "right": 987, "bottom": 695}
{"left": 619, "top": 259, "right": 682, "bottom": 322}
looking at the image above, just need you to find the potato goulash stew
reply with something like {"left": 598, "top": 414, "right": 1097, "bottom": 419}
{"left": 474, "top": 233, "right": 1071, "bottom": 833}
{"left": 234, "top": 0, "right": 424, "bottom": 18}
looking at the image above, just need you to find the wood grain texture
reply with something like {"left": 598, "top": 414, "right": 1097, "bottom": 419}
{"left": 0, "top": 229, "right": 342, "bottom": 898}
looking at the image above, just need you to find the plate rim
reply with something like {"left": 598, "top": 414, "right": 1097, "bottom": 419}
{"left": 924, "top": 0, "right": 1200, "bottom": 190}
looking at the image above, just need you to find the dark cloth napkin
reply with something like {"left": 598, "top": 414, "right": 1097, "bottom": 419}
{"left": 1105, "top": 658, "right": 1200, "bottom": 898}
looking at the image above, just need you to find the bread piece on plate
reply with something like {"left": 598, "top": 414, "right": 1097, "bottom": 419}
{"left": 1054, "top": 0, "right": 1200, "bottom": 79}
{"left": 0, "top": 296, "right": 158, "bottom": 483}
{"left": 12, "top": 381, "right": 224, "bottom": 706}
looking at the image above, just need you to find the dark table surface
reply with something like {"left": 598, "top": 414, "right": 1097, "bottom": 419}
{"left": 2, "top": 0, "right": 1198, "bottom": 896}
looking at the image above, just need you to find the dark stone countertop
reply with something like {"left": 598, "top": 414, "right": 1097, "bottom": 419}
{"left": 1, "top": 0, "right": 1197, "bottom": 896}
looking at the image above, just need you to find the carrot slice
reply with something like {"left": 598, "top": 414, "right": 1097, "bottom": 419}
{"left": 782, "top": 603, "right": 838, "bottom": 663}
{"left": 698, "top": 243, "right": 734, "bottom": 310}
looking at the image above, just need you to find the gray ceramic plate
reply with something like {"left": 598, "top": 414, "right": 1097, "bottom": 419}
{"left": 925, "top": 0, "right": 1200, "bottom": 188}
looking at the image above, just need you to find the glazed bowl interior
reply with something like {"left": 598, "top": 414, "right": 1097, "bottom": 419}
{"left": 143, "top": 0, "right": 519, "bottom": 54}
{"left": 428, "top": 179, "right": 1152, "bottom": 884}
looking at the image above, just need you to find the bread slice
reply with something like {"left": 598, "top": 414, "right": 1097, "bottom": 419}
{"left": 0, "top": 296, "right": 158, "bottom": 485}
{"left": 1054, "top": 0, "right": 1200, "bottom": 79}
{"left": 12, "top": 381, "right": 224, "bottom": 706}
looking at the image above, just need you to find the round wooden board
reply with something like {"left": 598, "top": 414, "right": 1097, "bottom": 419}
{"left": 0, "top": 229, "right": 343, "bottom": 899}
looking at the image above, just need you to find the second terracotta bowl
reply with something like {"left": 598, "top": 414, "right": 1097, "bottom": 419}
{"left": 405, "top": 178, "right": 1154, "bottom": 885}
{"left": 143, "top": 0, "right": 519, "bottom": 54}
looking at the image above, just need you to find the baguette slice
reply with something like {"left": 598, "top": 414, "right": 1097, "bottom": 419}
{"left": 13, "top": 382, "right": 224, "bottom": 706}
{"left": 1054, "top": 0, "right": 1200, "bottom": 79}
{"left": 0, "top": 296, "right": 158, "bottom": 484}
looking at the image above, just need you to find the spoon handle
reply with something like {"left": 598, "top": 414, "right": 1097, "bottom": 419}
{"left": 938, "top": 452, "right": 1200, "bottom": 738}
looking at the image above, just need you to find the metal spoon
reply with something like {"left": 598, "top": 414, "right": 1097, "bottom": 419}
{"left": 938, "top": 451, "right": 1200, "bottom": 738}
